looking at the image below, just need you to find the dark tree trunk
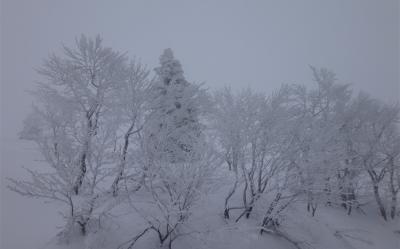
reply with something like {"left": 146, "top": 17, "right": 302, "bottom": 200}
{"left": 74, "top": 110, "right": 97, "bottom": 195}
{"left": 388, "top": 157, "right": 399, "bottom": 220}
{"left": 311, "top": 206, "right": 317, "bottom": 216}
{"left": 76, "top": 219, "right": 87, "bottom": 236}
{"left": 260, "top": 193, "right": 281, "bottom": 234}
{"left": 80, "top": 223, "right": 86, "bottom": 236}
{"left": 111, "top": 124, "right": 134, "bottom": 196}
{"left": 74, "top": 151, "right": 87, "bottom": 195}
{"left": 224, "top": 159, "right": 239, "bottom": 219}
{"left": 391, "top": 193, "right": 397, "bottom": 219}
{"left": 373, "top": 185, "right": 387, "bottom": 221}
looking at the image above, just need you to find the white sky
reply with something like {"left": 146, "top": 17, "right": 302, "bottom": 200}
{"left": 0, "top": 1, "right": 399, "bottom": 249}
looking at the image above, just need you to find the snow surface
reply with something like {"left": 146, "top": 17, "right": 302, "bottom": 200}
{"left": 22, "top": 179, "right": 399, "bottom": 249}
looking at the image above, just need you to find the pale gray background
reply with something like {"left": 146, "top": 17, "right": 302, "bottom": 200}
{"left": 1, "top": 1, "right": 399, "bottom": 249}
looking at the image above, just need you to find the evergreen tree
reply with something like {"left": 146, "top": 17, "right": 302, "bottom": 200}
{"left": 145, "top": 48, "right": 203, "bottom": 163}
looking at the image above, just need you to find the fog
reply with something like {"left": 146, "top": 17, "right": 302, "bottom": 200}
{"left": 0, "top": 1, "right": 399, "bottom": 249}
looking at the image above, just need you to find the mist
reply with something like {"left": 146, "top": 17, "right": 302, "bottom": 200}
{"left": 1, "top": 1, "right": 399, "bottom": 249}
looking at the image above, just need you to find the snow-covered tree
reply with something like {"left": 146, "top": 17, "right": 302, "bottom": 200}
{"left": 211, "top": 87, "right": 250, "bottom": 219}
{"left": 212, "top": 86, "right": 299, "bottom": 221}
{"left": 380, "top": 123, "right": 400, "bottom": 219}
{"left": 9, "top": 32, "right": 400, "bottom": 249}
{"left": 117, "top": 48, "right": 216, "bottom": 249}
{"left": 342, "top": 93, "right": 400, "bottom": 220}
{"left": 289, "top": 67, "right": 354, "bottom": 215}
{"left": 120, "top": 145, "right": 219, "bottom": 249}
{"left": 109, "top": 60, "right": 151, "bottom": 196}
{"left": 144, "top": 48, "right": 205, "bottom": 163}
{"left": 8, "top": 35, "right": 133, "bottom": 240}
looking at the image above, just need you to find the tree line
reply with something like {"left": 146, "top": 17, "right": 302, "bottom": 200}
{"left": 8, "top": 35, "right": 400, "bottom": 248}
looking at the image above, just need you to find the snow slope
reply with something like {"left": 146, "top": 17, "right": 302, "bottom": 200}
{"left": 36, "top": 186, "right": 400, "bottom": 249}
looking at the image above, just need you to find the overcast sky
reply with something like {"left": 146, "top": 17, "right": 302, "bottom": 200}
{"left": 1, "top": 0, "right": 399, "bottom": 140}
{"left": 0, "top": 1, "right": 399, "bottom": 249}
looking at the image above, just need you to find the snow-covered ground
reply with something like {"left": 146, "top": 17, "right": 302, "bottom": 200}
{"left": 1, "top": 139, "right": 399, "bottom": 249}
{"left": 9, "top": 184, "right": 397, "bottom": 249}
{"left": 2, "top": 160, "right": 399, "bottom": 249}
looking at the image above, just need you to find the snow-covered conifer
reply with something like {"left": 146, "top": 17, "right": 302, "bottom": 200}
{"left": 145, "top": 48, "right": 204, "bottom": 163}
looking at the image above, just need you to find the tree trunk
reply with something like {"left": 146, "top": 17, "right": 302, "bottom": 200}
{"left": 74, "top": 150, "right": 87, "bottom": 195}
{"left": 373, "top": 185, "right": 387, "bottom": 221}
{"left": 224, "top": 159, "right": 239, "bottom": 219}
{"left": 111, "top": 123, "right": 134, "bottom": 196}
{"left": 311, "top": 204, "right": 317, "bottom": 217}
{"left": 391, "top": 193, "right": 397, "bottom": 219}
{"left": 80, "top": 222, "right": 87, "bottom": 236}
{"left": 74, "top": 111, "right": 97, "bottom": 195}
{"left": 388, "top": 157, "right": 399, "bottom": 219}
{"left": 260, "top": 192, "right": 281, "bottom": 233}
{"left": 76, "top": 219, "right": 87, "bottom": 236}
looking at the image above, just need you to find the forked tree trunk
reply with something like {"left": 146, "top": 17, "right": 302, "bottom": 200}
{"left": 224, "top": 156, "right": 239, "bottom": 219}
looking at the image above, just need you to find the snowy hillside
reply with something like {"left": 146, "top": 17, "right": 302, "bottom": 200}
{"left": 38, "top": 183, "right": 399, "bottom": 249}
